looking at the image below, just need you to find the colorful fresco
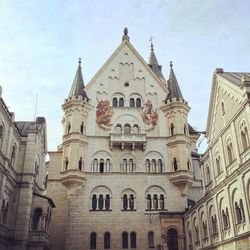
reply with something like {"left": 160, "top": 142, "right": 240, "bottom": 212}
{"left": 96, "top": 99, "right": 114, "bottom": 130}
{"left": 140, "top": 100, "right": 158, "bottom": 131}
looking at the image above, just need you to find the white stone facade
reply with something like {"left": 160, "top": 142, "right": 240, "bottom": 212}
{"left": 184, "top": 70, "right": 250, "bottom": 249}
{"left": 47, "top": 31, "right": 203, "bottom": 250}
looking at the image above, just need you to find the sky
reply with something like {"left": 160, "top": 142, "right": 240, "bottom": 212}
{"left": 0, "top": 0, "right": 250, "bottom": 153}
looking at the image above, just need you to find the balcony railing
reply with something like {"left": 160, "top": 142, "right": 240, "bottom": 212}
{"left": 28, "top": 230, "right": 50, "bottom": 245}
{"left": 110, "top": 133, "right": 146, "bottom": 150}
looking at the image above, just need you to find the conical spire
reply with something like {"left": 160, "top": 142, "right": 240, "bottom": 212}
{"left": 148, "top": 43, "right": 166, "bottom": 83}
{"left": 68, "top": 58, "right": 89, "bottom": 100}
{"left": 165, "top": 61, "right": 184, "bottom": 101}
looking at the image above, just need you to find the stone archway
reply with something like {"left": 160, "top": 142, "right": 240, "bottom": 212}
{"left": 167, "top": 228, "right": 178, "bottom": 250}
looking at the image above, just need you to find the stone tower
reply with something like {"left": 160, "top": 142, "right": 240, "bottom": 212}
{"left": 60, "top": 59, "right": 91, "bottom": 195}
{"left": 161, "top": 62, "right": 193, "bottom": 195}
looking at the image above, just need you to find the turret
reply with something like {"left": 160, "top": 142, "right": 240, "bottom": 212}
{"left": 60, "top": 59, "right": 91, "bottom": 195}
{"left": 161, "top": 62, "right": 193, "bottom": 195}
{"left": 148, "top": 42, "right": 166, "bottom": 84}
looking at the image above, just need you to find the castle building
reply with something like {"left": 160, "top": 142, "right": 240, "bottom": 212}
{"left": 47, "top": 28, "right": 203, "bottom": 250}
{"left": 0, "top": 86, "right": 55, "bottom": 250}
{"left": 184, "top": 70, "right": 250, "bottom": 250}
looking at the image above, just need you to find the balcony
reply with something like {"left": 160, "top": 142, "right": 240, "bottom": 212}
{"left": 28, "top": 230, "right": 49, "bottom": 246}
{"left": 109, "top": 133, "right": 147, "bottom": 150}
{"left": 169, "top": 170, "right": 194, "bottom": 195}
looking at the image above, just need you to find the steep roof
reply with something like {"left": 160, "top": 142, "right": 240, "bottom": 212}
{"left": 148, "top": 43, "right": 166, "bottom": 83}
{"left": 216, "top": 71, "right": 250, "bottom": 86}
{"left": 68, "top": 59, "right": 89, "bottom": 100}
{"left": 165, "top": 62, "right": 184, "bottom": 101}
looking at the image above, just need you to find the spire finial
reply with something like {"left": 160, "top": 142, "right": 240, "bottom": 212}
{"left": 78, "top": 58, "right": 81, "bottom": 66}
{"left": 149, "top": 36, "right": 154, "bottom": 51}
{"left": 170, "top": 61, "right": 173, "bottom": 68}
{"left": 122, "top": 27, "right": 130, "bottom": 41}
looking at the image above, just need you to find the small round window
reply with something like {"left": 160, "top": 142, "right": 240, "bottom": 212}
{"left": 124, "top": 82, "right": 129, "bottom": 87}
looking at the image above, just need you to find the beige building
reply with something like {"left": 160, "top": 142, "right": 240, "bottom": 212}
{"left": 47, "top": 29, "right": 203, "bottom": 250}
{"left": 184, "top": 70, "right": 250, "bottom": 249}
{"left": 0, "top": 86, "right": 55, "bottom": 250}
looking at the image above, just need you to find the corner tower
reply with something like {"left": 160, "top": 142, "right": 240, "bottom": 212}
{"left": 161, "top": 62, "right": 193, "bottom": 195}
{"left": 60, "top": 59, "right": 91, "bottom": 195}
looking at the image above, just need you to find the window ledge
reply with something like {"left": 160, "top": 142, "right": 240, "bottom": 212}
{"left": 89, "top": 209, "right": 112, "bottom": 212}
{"left": 121, "top": 209, "right": 137, "bottom": 212}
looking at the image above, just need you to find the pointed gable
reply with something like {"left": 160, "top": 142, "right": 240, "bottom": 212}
{"left": 206, "top": 69, "right": 248, "bottom": 142}
{"left": 85, "top": 31, "right": 168, "bottom": 96}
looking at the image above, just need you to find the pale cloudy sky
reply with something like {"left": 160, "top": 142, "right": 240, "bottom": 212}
{"left": 0, "top": 0, "right": 249, "bottom": 152}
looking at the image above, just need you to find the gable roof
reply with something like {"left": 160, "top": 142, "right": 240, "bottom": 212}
{"left": 206, "top": 69, "right": 250, "bottom": 139}
{"left": 85, "top": 33, "right": 168, "bottom": 94}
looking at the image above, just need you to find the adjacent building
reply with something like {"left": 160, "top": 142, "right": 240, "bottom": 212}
{"left": 0, "top": 86, "right": 54, "bottom": 250}
{"left": 184, "top": 70, "right": 250, "bottom": 250}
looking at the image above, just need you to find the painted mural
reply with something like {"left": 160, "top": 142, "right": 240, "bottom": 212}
{"left": 96, "top": 99, "right": 114, "bottom": 130}
{"left": 140, "top": 100, "right": 158, "bottom": 131}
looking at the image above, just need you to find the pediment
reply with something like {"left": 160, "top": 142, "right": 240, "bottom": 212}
{"left": 206, "top": 73, "right": 245, "bottom": 142}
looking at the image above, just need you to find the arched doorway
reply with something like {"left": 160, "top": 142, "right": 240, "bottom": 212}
{"left": 167, "top": 228, "right": 178, "bottom": 250}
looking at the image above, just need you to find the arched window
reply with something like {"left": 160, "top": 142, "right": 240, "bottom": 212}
{"left": 158, "top": 159, "right": 163, "bottom": 173}
{"left": 159, "top": 194, "right": 164, "bottom": 210}
{"left": 153, "top": 194, "right": 158, "bottom": 210}
{"left": 112, "top": 98, "right": 118, "bottom": 107}
{"left": 100, "top": 159, "right": 104, "bottom": 173}
{"left": 119, "top": 98, "right": 124, "bottom": 107}
{"left": 216, "top": 156, "right": 221, "bottom": 174}
{"left": 184, "top": 124, "right": 188, "bottom": 135}
{"left": 167, "top": 229, "right": 178, "bottom": 250}
{"left": 122, "top": 232, "right": 128, "bottom": 248}
{"left": 123, "top": 194, "right": 128, "bottom": 210}
{"left": 170, "top": 123, "right": 175, "bottom": 136}
{"left": 203, "top": 222, "right": 208, "bottom": 238}
{"left": 240, "top": 120, "right": 249, "bottom": 151}
{"left": 187, "top": 159, "right": 190, "bottom": 170}
{"left": 195, "top": 226, "right": 199, "bottom": 242}
{"left": 92, "top": 195, "right": 97, "bottom": 210}
{"left": 235, "top": 201, "right": 241, "bottom": 223}
{"left": 123, "top": 159, "right": 127, "bottom": 172}
{"left": 221, "top": 102, "right": 225, "bottom": 116}
{"left": 222, "top": 208, "right": 230, "bottom": 229}
{"left": 98, "top": 195, "right": 104, "bottom": 210}
{"left": 104, "top": 232, "right": 110, "bottom": 249}
{"left": 147, "top": 194, "right": 152, "bottom": 210}
{"left": 32, "top": 208, "right": 42, "bottom": 230}
{"left": 80, "top": 122, "right": 84, "bottom": 134}
{"left": 0, "top": 124, "right": 4, "bottom": 149}
{"left": 11, "top": 144, "right": 16, "bottom": 166}
{"left": 78, "top": 157, "right": 83, "bottom": 171}
{"left": 239, "top": 199, "right": 245, "bottom": 222}
{"left": 136, "top": 98, "right": 141, "bottom": 107}
{"left": 105, "top": 195, "right": 110, "bottom": 210}
{"left": 173, "top": 158, "right": 178, "bottom": 171}
{"left": 124, "top": 124, "right": 131, "bottom": 134}
{"left": 90, "top": 232, "right": 97, "bottom": 249}
{"left": 130, "top": 232, "right": 137, "bottom": 248}
{"left": 64, "top": 157, "right": 69, "bottom": 170}
{"left": 67, "top": 122, "right": 71, "bottom": 134}
{"left": 226, "top": 137, "right": 234, "bottom": 164}
{"left": 116, "top": 124, "right": 122, "bottom": 134}
{"left": 211, "top": 215, "right": 218, "bottom": 234}
{"left": 130, "top": 98, "right": 135, "bottom": 107}
{"left": 206, "top": 165, "right": 211, "bottom": 184}
{"left": 152, "top": 159, "right": 156, "bottom": 172}
{"left": 133, "top": 124, "right": 139, "bottom": 134}
{"left": 129, "top": 194, "right": 134, "bottom": 210}
{"left": 93, "top": 158, "right": 98, "bottom": 172}
{"left": 129, "top": 159, "right": 134, "bottom": 172}
{"left": 148, "top": 231, "right": 154, "bottom": 248}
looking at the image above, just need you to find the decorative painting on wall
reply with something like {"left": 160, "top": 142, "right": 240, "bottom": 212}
{"left": 96, "top": 99, "right": 114, "bottom": 130}
{"left": 140, "top": 100, "right": 158, "bottom": 131}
